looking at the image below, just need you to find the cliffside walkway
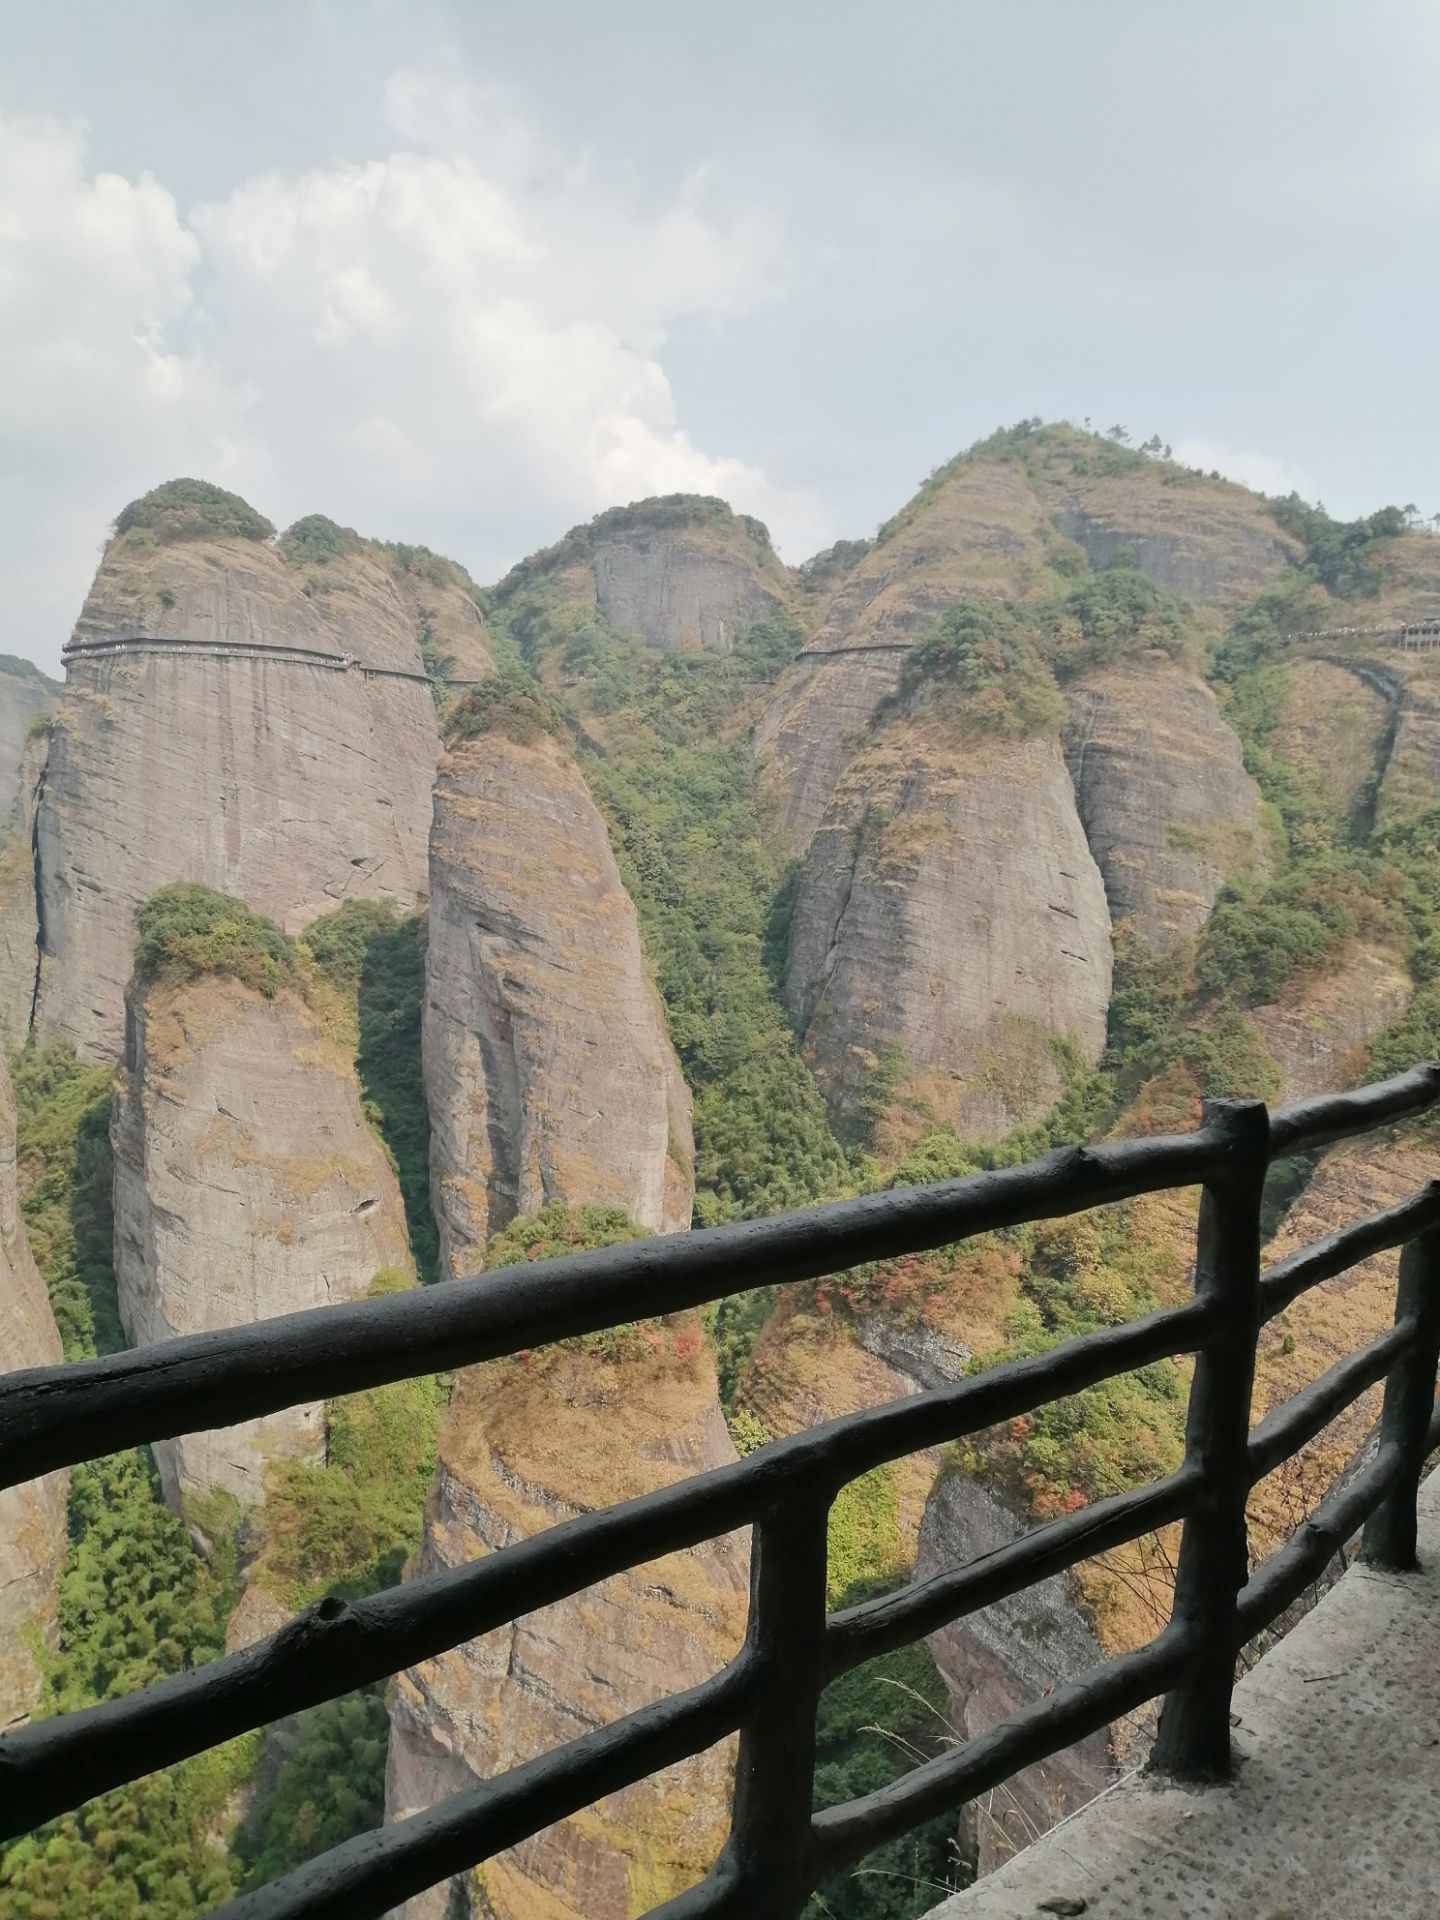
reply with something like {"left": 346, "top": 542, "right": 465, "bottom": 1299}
{"left": 793, "top": 619, "right": 1440, "bottom": 661}
{"left": 925, "top": 1464, "right": 1440, "bottom": 1920}
{"left": 62, "top": 633, "right": 489, "bottom": 688}
{"left": 4, "top": 1065, "right": 1440, "bottom": 1918}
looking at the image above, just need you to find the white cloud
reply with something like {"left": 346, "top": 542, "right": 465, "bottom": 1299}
{"left": 1, "top": 80, "right": 828, "bottom": 669}
{"left": 1170, "top": 435, "right": 1323, "bottom": 506}
{"left": 0, "top": 113, "right": 264, "bottom": 666}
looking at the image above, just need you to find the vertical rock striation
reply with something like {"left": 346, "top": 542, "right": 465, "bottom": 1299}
{"left": 917, "top": 1465, "right": 1115, "bottom": 1877}
{"left": 0, "top": 1051, "right": 68, "bottom": 1729}
{"left": 1245, "top": 943, "right": 1412, "bottom": 1104}
{"left": 784, "top": 715, "right": 1111, "bottom": 1146}
{"left": 758, "top": 458, "right": 1061, "bottom": 853}
{"left": 490, "top": 495, "right": 793, "bottom": 659}
{"left": 32, "top": 515, "right": 493, "bottom": 1061}
{"left": 1064, "top": 654, "right": 1267, "bottom": 950}
{"left": 392, "top": 693, "right": 740, "bottom": 1917}
{"left": 385, "top": 1341, "right": 748, "bottom": 1919}
{"left": 0, "top": 656, "right": 60, "bottom": 833}
{"left": 424, "top": 727, "right": 693, "bottom": 1278}
{"left": 0, "top": 728, "right": 48, "bottom": 1048}
{"left": 111, "top": 970, "right": 411, "bottom": 1517}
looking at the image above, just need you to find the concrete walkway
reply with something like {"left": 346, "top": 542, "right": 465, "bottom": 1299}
{"left": 925, "top": 1469, "right": 1440, "bottom": 1919}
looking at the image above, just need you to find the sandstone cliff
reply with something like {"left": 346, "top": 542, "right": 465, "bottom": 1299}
{"left": 1064, "top": 654, "right": 1267, "bottom": 949}
{"left": 0, "top": 728, "right": 47, "bottom": 1048}
{"left": 0, "top": 657, "right": 59, "bottom": 835}
{"left": 424, "top": 727, "right": 693, "bottom": 1275}
{"left": 757, "top": 428, "right": 1299, "bottom": 856}
{"left": 1267, "top": 658, "right": 1395, "bottom": 838}
{"left": 491, "top": 495, "right": 792, "bottom": 658}
{"left": 32, "top": 499, "right": 494, "bottom": 1061}
{"left": 739, "top": 1291, "right": 965, "bottom": 1580}
{"left": 0, "top": 1050, "right": 68, "bottom": 1729}
{"left": 1025, "top": 463, "right": 1299, "bottom": 610}
{"left": 385, "top": 1339, "right": 749, "bottom": 1919}
{"left": 917, "top": 1464, "right": 1114, "bottom": 1877}
{"left": 758, "top": 457, "right": 1064, "bottom": 853}
{"left": 1245, "top": 943, "right": 1412, "bottom": 1103}
{"left": 111, "top": 970, "right": 411, "bottom": 1517}
{"left": 784, "top": 714, "right": 1111, "bottom": 1146}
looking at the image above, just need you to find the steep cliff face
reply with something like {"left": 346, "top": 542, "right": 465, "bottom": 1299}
{"left": 385, "top": 1340, "right": 748, "bottom": 1919}
{"left": 111, "top": 971, "right": 411, "bottom": 1516}
{"left": 1245, "top": 943, "right": 1411, "bottom": 1102}
{"left": 0, "top": 729, "right": 47, "bottom": 1048}
{"left": 1037, "top": 478, "right": 1297, "bottom": 608}
{"left": 424, "top": 728, "right": 693, "bottom": 1275}
{"left": 784, "top": 714, "right": 1111, "bottom": 1145}
{"left": 757, "top": 429, "right": 1300, "bottom": 857}
{"left": 917, "top": 1465, "right": 1114, "bottom": 1877}
{"left": 1267, "top": 658, "right": 1394, "bottom": 837}
{"left": 0, "top": 1051, "right": 68, "bottom": 1729}
{"left": 1064, "top": 654, "right": 1267, "bottom": 949}
{"left": 493, "top": 495, "right": 793, "bottom": 658}
{"left": 741, "top": 1293, "right": 958, "bottom": 1571}
{"left": 758, "top": 458, "right": 1063, "bottom": 853}
{"left": 0, "top": 657, "right": 60, "bottom": 834}
{"left": 1361, "top": 649, "right": 1440, "bottom": 832}
{"left": 32, "top": 508, "right": 493, "bottom": 1061}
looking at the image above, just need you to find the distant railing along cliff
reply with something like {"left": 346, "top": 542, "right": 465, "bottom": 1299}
{"left": 62, "top": 633, "right": 489, "bottom": 689}
{"left": 59, "top": 617, "right": 1440, "bottom": 684}
{"left": 2, "top": 1065, "right": 1439, "bottom": 1917}
{"left": 793, "top": 618, "right": 1440, "bottom": 660}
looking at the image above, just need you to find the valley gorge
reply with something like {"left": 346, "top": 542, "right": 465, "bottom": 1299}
{"left": 2, "top": 435, "right": 1440, "bottom": 1920}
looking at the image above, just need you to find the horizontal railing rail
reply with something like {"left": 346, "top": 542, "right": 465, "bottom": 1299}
{"left": 1, "top": 1064, "right": 1438, "bottom": 1919}
{"left": 4, "top": 1064, "right": 1434, "bottom": 1491}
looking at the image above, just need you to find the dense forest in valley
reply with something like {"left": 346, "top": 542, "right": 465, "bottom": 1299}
{"left": 3, "top": 430, "right": 1440, "bottom": 1920}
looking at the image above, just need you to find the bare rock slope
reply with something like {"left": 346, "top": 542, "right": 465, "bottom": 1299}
{"left": 424, "top": 727, "right": 693, "bottom": 1276}
{"left": 111, "top": 970, "right": 411, "bottom": 1516}
{"left": 918, "top": 1465, "right": 1115, "bottom": 1878}
{"left": 1064, "top": 654, "right": 1267, "bottom": 949}
{"left": 0, "top": 1051, "right": 68, "bottom": 1729}
{"left": 758, "top": 429, "right": 1299, "bottom": 855}
{"left": 492, "top": 494, "right": 792, "bottom": 658}
{"left": 0, "top": 656, "right": 59, "bottom": 834}
{"left": 784, "top": 715, "right": 1111, "bottom": 1145}
{"left": 0, "top": 730, "right": 48, "bottom": 1047}
{"left": 758, "top": 457, "right": 1063, "bottom": 854}
{"left": 386, "top": 1341, "right": 748, "bottom": 1919}
{"left": 32, "top": 512, "right": 492, "bottom": 1060}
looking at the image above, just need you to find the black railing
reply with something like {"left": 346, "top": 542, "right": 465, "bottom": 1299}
{"left": 2, "top": 1067, "right": 1440, "bottom": 1918}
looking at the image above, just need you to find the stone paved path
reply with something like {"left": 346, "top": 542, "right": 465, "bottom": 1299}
{"left": 924, "top": 1467, "right": 1440, "bottom": 1920}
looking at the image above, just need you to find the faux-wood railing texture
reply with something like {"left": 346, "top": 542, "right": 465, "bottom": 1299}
{"left": 2, "top": 1064, "right": 1439, "bottom": 1918}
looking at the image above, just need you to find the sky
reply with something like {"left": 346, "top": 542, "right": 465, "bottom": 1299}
{"left": 2, "top": 0, "right": 1436, "bottom": 672}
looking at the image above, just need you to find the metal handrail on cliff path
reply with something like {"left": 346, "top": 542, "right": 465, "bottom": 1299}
{"left": 2, "top": 1063, "right": 1439, "bottom": 1918}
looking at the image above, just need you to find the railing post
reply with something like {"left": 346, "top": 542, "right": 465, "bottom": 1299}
{"left": 1360, "top": 1224, "right": 1440, "bottom": 1571}
{"left": 719, "top": 1488, "right": 831, "bottom": 1916}
{"left": 1150, "top": 1096, "right": 1268, "bottom": 1783}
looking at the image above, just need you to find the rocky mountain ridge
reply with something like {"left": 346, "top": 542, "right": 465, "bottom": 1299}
{"left": 112, "top": 958, "right": 413, "bottom": 1519}
{"left": 424, "top": 718, "right": 693, "bottom": 1277}
{"left": 4, "top": 434, "right": 1440, "bottom": 1920}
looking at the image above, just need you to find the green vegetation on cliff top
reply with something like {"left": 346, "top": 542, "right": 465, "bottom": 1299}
{"left": 115, "top": 478, "right": 275, "bottom": 545}
{"left": 486, "top": 584, "right": 849, "bottom": 1225}
{"left": 135, "top": 883, "right": 297, "bottom": 1000}
{"left": 492, "top": 492, "right": 778, "bottom": 604}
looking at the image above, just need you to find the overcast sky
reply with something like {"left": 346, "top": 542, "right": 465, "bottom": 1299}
{"left": 3, "top": 0, "right": 1435, "bottom": 671}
